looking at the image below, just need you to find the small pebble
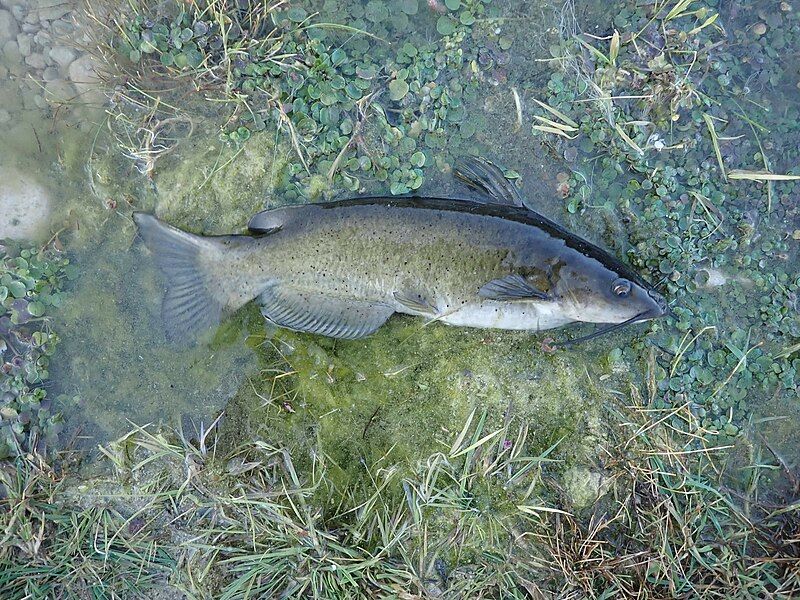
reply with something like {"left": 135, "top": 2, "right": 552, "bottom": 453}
{"left": 25, "top": 52, "right": 46, "bottom": 69}
{"left": 34, "top": 30, "right": 51, "bottom": 47}
{"left": 16, "top": 32, "right": 32, "bottom": 56}
{"left": 49, "top": 45, "right": 75, "bottom": 67}
{"left": 753, "top": 22, "right": 767, "bottom": 36}
{"left": 42, "top": 66, "right": 59, "bottom": 81}
{"left": 51, "top": 19, "right": 73, "bottom": 35}
{"left": 780, "top": 1, "right": 792, "bottom": 11}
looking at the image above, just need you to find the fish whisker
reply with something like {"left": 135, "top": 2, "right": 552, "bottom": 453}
{"left": 554, "top": 310, "right": 651, "bottom": 348}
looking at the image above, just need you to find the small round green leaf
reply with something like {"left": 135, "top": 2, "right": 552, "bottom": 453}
{"left": 389, "top": 79, "right": 410, "bottom": 101}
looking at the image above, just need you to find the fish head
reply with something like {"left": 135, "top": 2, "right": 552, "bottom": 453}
{"left": 553, "top": 258, "right": 668, "bottom": 325}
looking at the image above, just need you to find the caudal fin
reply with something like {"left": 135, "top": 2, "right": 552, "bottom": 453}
{"left": 133, "top": 213, "right": 242, "bottom": 343}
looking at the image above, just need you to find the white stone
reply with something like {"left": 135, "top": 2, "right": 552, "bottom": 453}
{"left": 50, "top": 18, "right": 72, "bottom": 35}
{"left": 42, "top": 65, "right": 57, "bottom": 80}
{"left": 0, "top": 167, "right": 52, "bottom": 242}
{"left": 48, "top": 44, "right": 74, "bottom": 67}
{"left": 705, "top": 268, "right": 728, "bottom": 287}
{"left": 0, "top": 109, "right": 9, "bottom": 123}
{"left": 0, "top": 9, "right": 17, "bottom": 44}
{"left": 33, "top": 29, "right": 50, "bottom": 46}
{"left": 68, "top": 53, "right": 98, "bottom": 87}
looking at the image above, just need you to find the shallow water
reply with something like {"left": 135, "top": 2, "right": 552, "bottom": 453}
{"left": 0, "top": 0, "right": 798, "bottom": 493}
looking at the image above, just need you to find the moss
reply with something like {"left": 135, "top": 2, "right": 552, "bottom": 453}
{"left": 48, "top": 128, "right": 290, "bottom": 440}
{"left": 153, "top": 132, "right": 290, "bottom": 233}
{"left": 220, "top": 314, "right": 609, "bottom": 497}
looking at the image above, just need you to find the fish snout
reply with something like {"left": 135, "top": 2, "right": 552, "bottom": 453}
{"left": 646, "top": 289, "right": 670, "bottom": 319}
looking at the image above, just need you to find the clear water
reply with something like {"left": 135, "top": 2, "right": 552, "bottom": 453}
{"left": 0, "top": 0, "right": 798, "bottom": 490}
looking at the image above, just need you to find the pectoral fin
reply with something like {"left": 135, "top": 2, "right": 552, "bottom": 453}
{"left": 478, "top": 275, "right": 551, "bottom": 301}
{"left": 393, "top": 291, "right": 438, "bottom": 316}
{"left": 453, "top": 156, "right": 525, "bottom": 208}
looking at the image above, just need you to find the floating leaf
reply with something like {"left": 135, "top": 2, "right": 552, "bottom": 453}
{"left": 445, "top": 0, "right": 460, "bottom": 9}
{"left": 27, "top": 301, "right": 45, "bottom": 318}
{"left": 8, "top": 281, "right": 26, "bottom": 298}
{"left": 389, "top": 79, "right": 410, "bottom": 101}
{"left": 365, "top": 0, "right": 389, "bottom": 22}
{"left": 436, "top": 15, "right": 457, "bottom": 36}
{"left": 287, "top": 7, "right": 308, "bottom": 22}
{"left": 398, "top": 0, "right": 418, "bottom": 15}
{"left": 410, "top": 151, "right": 426, "bottom": 167}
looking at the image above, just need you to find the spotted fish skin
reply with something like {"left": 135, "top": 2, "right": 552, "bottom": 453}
{"left": 134, "top": 195, "right": 666, "bottom": 343}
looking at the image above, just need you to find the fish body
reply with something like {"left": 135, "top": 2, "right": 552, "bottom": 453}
{"left": 134, "top": 159, "right": 667, "bottom": 342}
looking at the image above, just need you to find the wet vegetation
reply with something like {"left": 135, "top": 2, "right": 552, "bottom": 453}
{"left": 0, "top": 245, "right": 72, "bottom": 459}
{"left": 1, "top": 0, "right": 799, "bottom": 597}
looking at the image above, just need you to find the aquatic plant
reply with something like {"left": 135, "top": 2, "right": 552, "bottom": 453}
{"left": 101, "top": 0, "right": 505, "bottom": 198}
{"left": 0, "top": 245, "right": 72, "bottom": 459}
{"left": 530, "top": 0, "right": 800, "bottom": 436}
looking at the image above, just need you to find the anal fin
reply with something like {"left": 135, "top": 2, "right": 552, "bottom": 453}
{"left": 259, "top": 285, "right": 394, "bottom": 339}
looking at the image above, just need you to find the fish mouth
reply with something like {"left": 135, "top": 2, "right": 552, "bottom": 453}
{"left": 646, "top": 289, "right": 671, "bottom": 319}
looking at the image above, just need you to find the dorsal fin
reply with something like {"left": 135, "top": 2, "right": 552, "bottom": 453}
{"left": 453, "top": 157, "right": 525, "bottom": 207}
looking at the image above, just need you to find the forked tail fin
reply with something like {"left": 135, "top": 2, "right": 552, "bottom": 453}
{"left": 133, "top": 213, "right": 254, "bottom": 343}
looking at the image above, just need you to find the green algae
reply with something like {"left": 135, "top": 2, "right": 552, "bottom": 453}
{"left": 152, "top": 130, "right": 291, "bottom": 233}
{"left": 220, "top": 314, "right": 610, "bottom": 499}
{"left": 49, "top": 125, "right": 290, "bottom": 440}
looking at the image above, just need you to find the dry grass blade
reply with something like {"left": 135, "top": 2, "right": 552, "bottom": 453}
{"left": 703, "top": 113, "right": 727, "bottom": 182}
{"left": 532, "top": 125, "right": 578, "bottom": 139}
{"left": 728, "top": 170, "right": 800, "bottom": 181}
{"left": 517, "top": 505, "right": 573, "bottom": 516}
{"left": 532, "top": 97, "right": 578, "bottom": 127}
{"left": 614, "top": 123, "right": 644, "bottom": 155}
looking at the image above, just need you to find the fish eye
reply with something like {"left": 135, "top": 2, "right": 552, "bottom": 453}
{"left": 612, "top": 278, "right": 632, "bottom": 298}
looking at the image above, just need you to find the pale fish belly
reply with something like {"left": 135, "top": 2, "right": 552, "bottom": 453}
{"left": 437, "top": 301, "right": 574, "bottom": 332}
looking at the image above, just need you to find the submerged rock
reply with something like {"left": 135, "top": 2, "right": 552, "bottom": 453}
{"left": 0, "top": 166, "right": 52, "bottom": 241}
{"left": 0, "top": 10, "right": 18, "bottom": 45}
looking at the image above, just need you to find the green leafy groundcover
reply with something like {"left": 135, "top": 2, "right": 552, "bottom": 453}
{"left": 0, "top": 245, "right": 74, "bottom": 459}
{"left": 110, "top": 0, "right": 503, "bottom": 197}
